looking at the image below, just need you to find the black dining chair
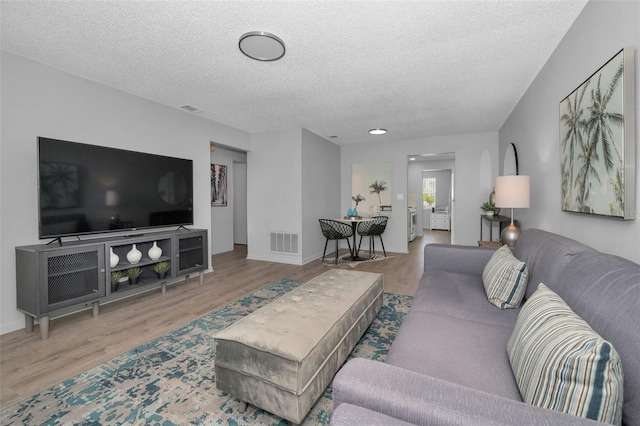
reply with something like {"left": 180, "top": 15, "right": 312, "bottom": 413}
{"left": 357, "top": 216, "right": 388, "bottom": 258}
{"left": 319, "top": 219, "right": 353, "bottom": 264}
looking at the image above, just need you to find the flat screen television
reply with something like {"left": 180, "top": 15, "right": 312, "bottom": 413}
{"left": 38, "top": 137, "right": 194, "bottom": 239}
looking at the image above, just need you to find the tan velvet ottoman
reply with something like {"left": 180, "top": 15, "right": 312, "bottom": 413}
{"left": 214, "top": 269, "right": 384, "bottom": 424}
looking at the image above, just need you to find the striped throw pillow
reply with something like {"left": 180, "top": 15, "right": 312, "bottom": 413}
{"left": 507, "top": 283, "right": 623, "bottom": 425}
{"left": 482, "top": 245, "right": 528, "bottom": 309}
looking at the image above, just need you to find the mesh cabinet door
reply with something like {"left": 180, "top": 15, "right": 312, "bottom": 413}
{"left": 175, "top": 231, "right": 208, "bottom": 276}
{"left": 40, "top": 245, "right": 105, "bottom": 313}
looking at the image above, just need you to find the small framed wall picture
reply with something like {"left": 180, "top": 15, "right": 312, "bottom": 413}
{"left": 211, "top": 164, "right": 228, "bottom": 207}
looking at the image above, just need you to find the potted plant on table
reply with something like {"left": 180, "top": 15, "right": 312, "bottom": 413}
{"left": 349, "top": 194, "right": 365, "bottom": 217}
{"left": 481, "top": 201, "right": 500, "bottom": 216}
{"left": 152, "top": 261, "right": 170, "bottom": 279}
{"left": 126, "top": 266, "right": 143, "bottom": 285}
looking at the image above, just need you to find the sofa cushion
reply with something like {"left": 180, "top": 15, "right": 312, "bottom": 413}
{"left": 513, "top": 229, "right": 594, "bottom": 299}
{"left": 413, "top": 269, "right": 520, "bottom": 327}
{"left": 386, "top": 310, "right": 522, "bottom": 400}
{"left": 507, "top": 283, "right": 623, "bottom": 425}
{"left": 482, "top": 245, "right": 529, "bottom": 309}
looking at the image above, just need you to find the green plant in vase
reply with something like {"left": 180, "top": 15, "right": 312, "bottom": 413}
{"left": 110, "top": 271, "right": 125, "bottom": 293}
{"left": 126, "top": 266, "right": 143, "bottom": 285}
{"left": 152, "top": 261, "right": 170, "bottom": 279}
{"left": 481, "top": 201, "right": 500, "bottom": 216}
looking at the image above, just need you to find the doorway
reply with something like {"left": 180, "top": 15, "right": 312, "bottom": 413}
{"left": 407, "top": 153, "right": 455, "bottom": 243}
{"left": 210, "top": 144, "right": 248, "bottom": 255}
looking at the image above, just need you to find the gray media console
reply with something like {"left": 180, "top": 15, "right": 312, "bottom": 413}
{"left": 15, "top": 228, "right": 208, "bottom": 339}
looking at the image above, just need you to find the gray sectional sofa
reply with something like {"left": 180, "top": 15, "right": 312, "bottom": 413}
{"left": 331, "top": 229, "right": 640, "bottom": 425}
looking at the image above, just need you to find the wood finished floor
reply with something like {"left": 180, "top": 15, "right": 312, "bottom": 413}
{"left": 0, "top": 230, "right": 450, "bottom": 409}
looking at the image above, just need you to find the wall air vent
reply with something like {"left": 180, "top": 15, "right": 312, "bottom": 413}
{"left": 178, "top": 105, "right": 203, "bottom": 113}
{"left": 270, "top": 232, "right": 300, "bottom": 255}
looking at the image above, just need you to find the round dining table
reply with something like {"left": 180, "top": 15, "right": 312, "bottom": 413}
{"left": 335, "top": 217, "right": 374, "bottom": 261}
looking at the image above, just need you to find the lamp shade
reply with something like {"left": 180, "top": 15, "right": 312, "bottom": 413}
{"left": 494, "top": 175, "right": 530, "bottom": 208}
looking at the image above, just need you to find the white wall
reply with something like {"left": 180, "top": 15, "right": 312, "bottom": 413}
{"left": 0, "top": 52, "right": 251, "bottom": 334}
{"left": 246, "top": 127, "right": 341, "bottom": 264}
{"left": 341, "top": 132, "right": 499, "bottom": 252}
{"left": 499, "top": 0, "right": 640, "bottom": 263}
{"left": 210, "top": 147, "right": 248, "bottom": 255}
{"left": 233, "top": 162, "right": 248, "bottom": 245}
{"left": 247, "top": 128, "right": 303, "bottom": 263}
{"left": 301, "top": 129, "right": 341, "bottom": 263}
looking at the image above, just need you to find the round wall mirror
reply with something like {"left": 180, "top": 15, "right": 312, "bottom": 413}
{"left": 158, "top": 171, "right": 188, "bottom": 205}
{"left": 503, "top": 143, "right": 519, "bottom": 176}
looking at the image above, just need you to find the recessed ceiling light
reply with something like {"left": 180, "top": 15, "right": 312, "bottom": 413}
{"left": 369, "top": 128, "right": 387, "bottom": 135}
{"left": 239, "top": 31, "right": 285, "bottom": 61}
{"left": 409, "top": 157, "right": 416, "bottom": 161}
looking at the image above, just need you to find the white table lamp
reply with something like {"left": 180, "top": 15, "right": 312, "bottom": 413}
{"left": 494, "top": 175, "right": 530, "bottom": 247}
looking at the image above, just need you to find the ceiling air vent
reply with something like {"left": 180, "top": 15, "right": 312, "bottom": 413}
{"left": 178, "top": 105, "right": 203, "bottom": 113}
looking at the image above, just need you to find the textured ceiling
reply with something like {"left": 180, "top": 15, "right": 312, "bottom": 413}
{"left": 1, "top": 0, "right": 587, "bottom": 145}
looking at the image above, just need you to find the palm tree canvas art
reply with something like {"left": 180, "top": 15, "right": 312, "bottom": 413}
{"left": 352, "top": 163, "right": 392, "bottom": 216}
{"left": 559, "top": 47, "right": 636, "bottom": 219}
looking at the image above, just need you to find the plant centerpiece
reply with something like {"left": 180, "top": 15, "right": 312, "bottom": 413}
{"left": 152, "top": 261, "right": 170, "bottom": 279}
{"left": 350, "top": 194, "right": 365, "bottom": 217}
{"left": 126, "top": 266, "right": 143, "bottom": 285}
{"left": 481, "top": 201, "right": 500, "bottom": 216}
{"left": 110, "top": 271, "right": 125, "bottom": 293}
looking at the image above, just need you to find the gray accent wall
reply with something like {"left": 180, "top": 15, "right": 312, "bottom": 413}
{"left": 499, "top": 0, "right": 640, "bottom": 263}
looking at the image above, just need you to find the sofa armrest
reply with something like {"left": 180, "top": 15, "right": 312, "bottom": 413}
{"left": 424, "top": 244, "right": 496, "bottom": 276}
{"left": 333, "top": 359, "right": 601, "bottom": 426}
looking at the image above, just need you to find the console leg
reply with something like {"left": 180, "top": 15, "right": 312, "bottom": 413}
{"left": 161, "top": 282, "right": 167, "bottom": 294}
{"left": 199, "top": 271, "right": 204, "bottom": 287}
{"left": 92, "top": 301, "right": 100, "bottom": 317}
{"left": 39, "top": 315, "right": 50, "bottom": 340}
{"left": 25, "top": 314, "right": 34, "bottom": 333}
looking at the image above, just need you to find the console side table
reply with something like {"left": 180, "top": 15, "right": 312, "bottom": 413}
{"left": 479, "top": 215, "right": 518, "bottom": 241}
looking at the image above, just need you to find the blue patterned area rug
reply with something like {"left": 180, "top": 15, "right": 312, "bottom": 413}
{"left": 322, "top": 254, "right": 395, "bottom": 268}
{"left": 2, "top": 279, "right": 412, "bottom": 425}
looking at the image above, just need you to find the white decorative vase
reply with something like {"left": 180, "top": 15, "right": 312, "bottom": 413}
{"left": 148, "top": 241, "right": 162, "bottom": 261}
{"left": 485, "top": 211, "right": 495, "bottom": 217}
{"left": 127, "top": 244, "right": 142, "bottom": 264}
{"left": 110, "top": 247, "right": 119, "bottom": 268}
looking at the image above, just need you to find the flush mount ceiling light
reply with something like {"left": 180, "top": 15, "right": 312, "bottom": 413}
{"left": 369, "top": 128, "right": 387, "bottom": 135}
{"left": 239, "top": 31, "right": 285, "bottom": 61}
